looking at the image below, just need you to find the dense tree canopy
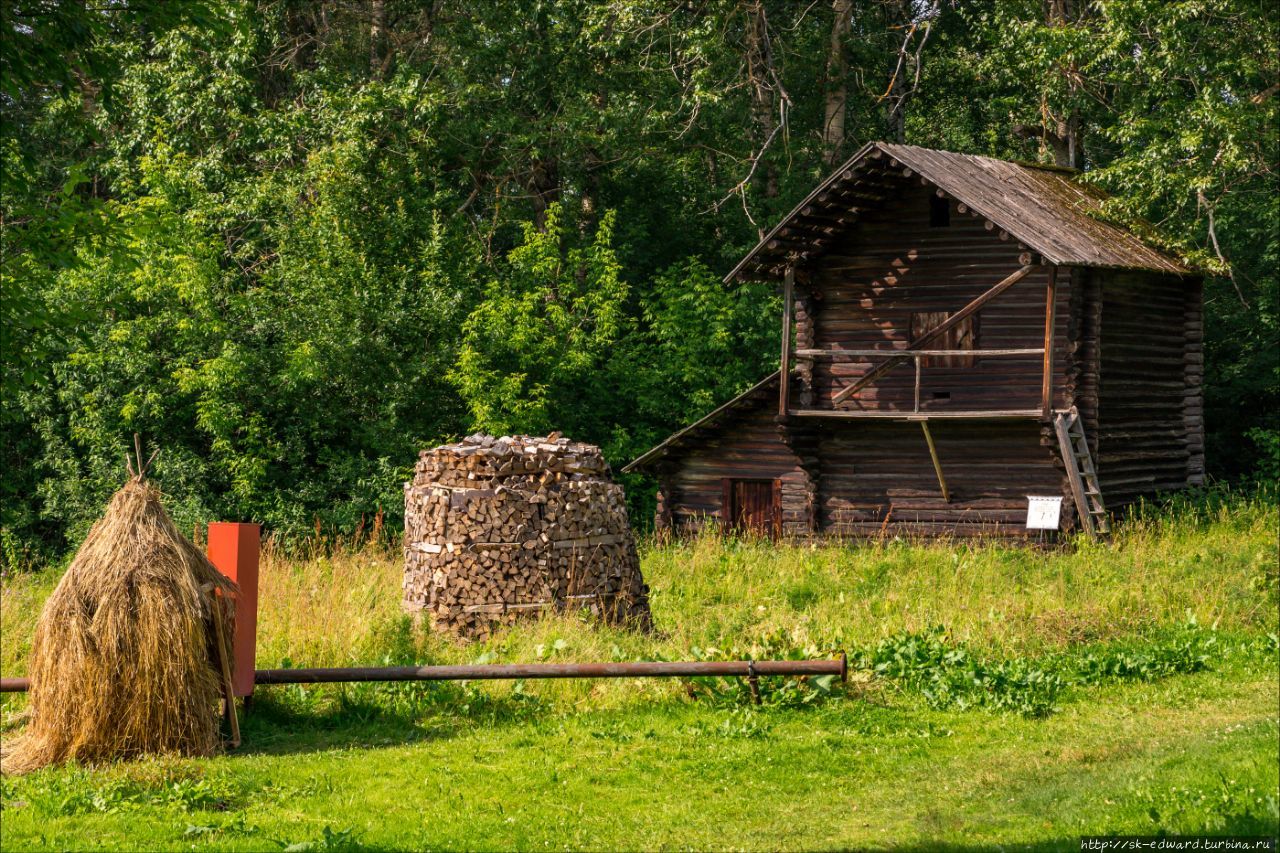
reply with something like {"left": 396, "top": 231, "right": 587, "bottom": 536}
{"left": 2, "top": 0, "right": 1276, "bottom": 560}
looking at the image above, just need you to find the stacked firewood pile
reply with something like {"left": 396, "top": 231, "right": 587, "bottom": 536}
{"left": 403, "top": 433, "right": 651, "bottom": 640}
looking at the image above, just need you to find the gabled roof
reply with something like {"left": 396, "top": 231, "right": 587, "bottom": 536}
{"left": 725, "top": 142, "right": 1191, "bottom": 282}
{"left": 621, "top": 371, "right": 780, "bottom": 473}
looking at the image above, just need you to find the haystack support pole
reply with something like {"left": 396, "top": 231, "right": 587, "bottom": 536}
{"left": 0, "top": 656, "right": 847, "bottom": 693}
{"left": 206, "top": 522, "right": 260, "bottom": 697}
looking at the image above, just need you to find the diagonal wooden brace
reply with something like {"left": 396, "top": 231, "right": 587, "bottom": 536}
{"left": 831, "top": 263, "right": 1037, "bottom": 405}
{"left": 919, "top": 421, "right": 950, "bottom": 502}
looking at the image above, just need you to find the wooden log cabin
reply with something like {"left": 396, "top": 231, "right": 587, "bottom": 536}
{"left": 623, "top": 142, "right": 1203, "bottom": 539}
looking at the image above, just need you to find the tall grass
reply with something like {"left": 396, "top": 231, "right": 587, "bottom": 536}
{"left": 3, "top": 487, "right": 1276, "bottom": 712}
{"left": 646, "top": 487, "right": 1278, "bottom": 655}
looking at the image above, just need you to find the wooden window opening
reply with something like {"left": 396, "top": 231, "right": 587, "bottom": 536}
{"left": 911, "top": 311, "right": 977, "bottom": 368}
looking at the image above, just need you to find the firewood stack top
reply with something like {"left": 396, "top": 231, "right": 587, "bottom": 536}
{"left": 403, "top": 433, "right": 651, "bottom": 640}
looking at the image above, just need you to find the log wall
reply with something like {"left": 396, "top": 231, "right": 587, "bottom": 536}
{"left": 661, "top": 405, "right": 808, "bottom": 536}
{"left": 1094, "top": 271, "right": 1204, "bottom": 507}
{"left": 797, "top": 181, "right": 1070, "bottom": 413}
{"left": 815, "top": 420, "right": 1060, "bottom": 537}
{"left": 657, "top": 404, "right": 1063, "bottom": 538}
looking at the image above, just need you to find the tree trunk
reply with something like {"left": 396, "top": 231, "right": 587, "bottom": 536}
{"left": 887, "top": 64, "right": 906, "bottom": 143}
{"left": 822, "top": 0, "right": 853, "bottom": 165}
{"left": 370, "top": 0, "right": 387, "bottom": 78}
{"left": 744, "top": 1, "right": 779, "bottom": 199}
{"left": 530, "top": 157, "right": 560, "bottom": 233}
{"left": 579, "top": 11, "right": 616, "bottom": 242}
{"left": 1044, "top": 0, "right": 1082, "bottom": 168}
{"left": 884, "top": 0, "right": 911, "bottom": 144}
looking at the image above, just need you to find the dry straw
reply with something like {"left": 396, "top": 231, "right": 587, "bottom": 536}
{"left": 1, "top": 442, "right": 237, "bottom": 774}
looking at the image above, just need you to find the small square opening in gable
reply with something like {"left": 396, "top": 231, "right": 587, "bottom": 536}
{"left": 929, "top": 194, "right": 951, "bottom": 227}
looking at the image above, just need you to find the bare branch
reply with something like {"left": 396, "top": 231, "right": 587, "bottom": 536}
{"left": 1198, "top": 190, "right": 1248, "bottom": 307}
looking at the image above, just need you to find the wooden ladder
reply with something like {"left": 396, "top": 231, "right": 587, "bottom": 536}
{"left": 1053, "top": 409, "right": 1109, "bottom": 538}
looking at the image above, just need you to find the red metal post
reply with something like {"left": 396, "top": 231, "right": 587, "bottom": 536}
{"left": 207, "top": 523, "right": 260, "bottom": 697}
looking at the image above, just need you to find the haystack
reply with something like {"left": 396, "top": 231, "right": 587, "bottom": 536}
{"left": 1, "top": 460, "right": 237, "bottom": 774}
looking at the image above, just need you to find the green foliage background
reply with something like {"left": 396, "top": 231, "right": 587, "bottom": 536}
{"left": 2, "top": 0, "right": 1276, "bottom": 556}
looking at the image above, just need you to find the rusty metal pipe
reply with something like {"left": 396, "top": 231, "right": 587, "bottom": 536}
{"left": 0, "top": 656, "right": 846, "bottom": 693}
{"left": 254, "top": 658, "right": 846, "bottom": 684}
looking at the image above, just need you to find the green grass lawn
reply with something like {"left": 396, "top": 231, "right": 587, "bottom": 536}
{"left": 1, "top": 665, "right": 1276, "bottom": 851}
{"left": 1, "top": 489, "right": 1277, "bottom": 850}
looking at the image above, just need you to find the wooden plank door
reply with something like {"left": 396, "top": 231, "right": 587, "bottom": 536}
{"left": 723, "top": 479, "right": 779, "bottom": 538}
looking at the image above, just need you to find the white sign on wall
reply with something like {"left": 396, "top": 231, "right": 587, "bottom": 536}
{"left": 1025, "top": 496, "right": 1063, "bottom": 530}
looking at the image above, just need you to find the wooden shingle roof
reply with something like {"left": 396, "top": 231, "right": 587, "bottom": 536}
{"left": 726, "top": 142, "right": 1191, "bottom": 282}
{"left": 620, "top": 371, "right": 780, "bottom": 473}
